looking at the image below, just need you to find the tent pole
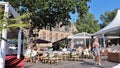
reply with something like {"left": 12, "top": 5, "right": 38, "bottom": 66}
{"left": 102, "top": 34, "right": 106, "bottom": 48}
{"left": 100, "top": 38, "right": 102, "bottom": 46}
{"left": 84, "top": 32, "right": 86, "bottom": 47}
{"left": 17, "top": 0, "right": 22, "bottom": 59}
{"left": 17, "top": 27, "right": 22, "bottom": 59}
{"left": 0, "top": 3, "right": 9, "bottom": 68}
{"left": 22, "top": 35, "right": 25, "bottom": 54}
{"left": 71, "top": 37, "right": 74, "bottom": 49}
{"left": 89, "top": 37, "right": 91, "bottom": 46}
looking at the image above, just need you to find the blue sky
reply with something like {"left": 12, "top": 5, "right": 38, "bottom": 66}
{"left": 70, "top": 0, "right": 120, "bottom": 23}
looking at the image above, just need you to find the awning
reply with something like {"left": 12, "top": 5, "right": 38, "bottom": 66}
{"left": 67, "top": 32, "right": 91, "bottom": 39}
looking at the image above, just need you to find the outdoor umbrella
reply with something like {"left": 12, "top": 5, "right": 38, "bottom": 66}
{"left": 35, "top": 39, "right": 51, "bottom": 43}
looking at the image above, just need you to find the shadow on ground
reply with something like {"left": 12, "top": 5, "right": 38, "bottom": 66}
{"left": 79, "top": 59, "right": 104, "bottom": 68}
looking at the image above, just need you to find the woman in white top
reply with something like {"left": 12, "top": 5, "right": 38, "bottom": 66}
{"left": 24, "top": 46, "right": 32, "bottom": 62}
{"left": 92, "top": 38, "right": 101, "bottom": 65}
{"left": 31, "top": 47, "right": 38, "bottom": 63}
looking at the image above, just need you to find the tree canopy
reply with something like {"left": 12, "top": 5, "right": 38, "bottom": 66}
{"left": 6, "top": 0, "right": 91, "bottom": 30}
{"left": 76, "top": 12, "right": 100, "bottom": 33}
{"left": 100, "top": 9, "right": 118, "bottom": 28}
{"left": 4, "top": 0, "right": 91, "bottom": 38}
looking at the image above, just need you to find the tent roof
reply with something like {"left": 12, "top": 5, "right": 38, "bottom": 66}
{"left": 94, "top": 10, "right": 120, "bottom": 35}
{"left": 67, "top": 32, "right": 91, "bottom": 39}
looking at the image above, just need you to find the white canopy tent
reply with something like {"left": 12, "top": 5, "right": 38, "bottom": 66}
{"left": 93, "top": 10, "right": 120, "bottom": 48}
{"left": 68, "top": 32, "right": 91, "bottom": 39}
{"left": 94, "top": 10, "right": 120, "bottom": 35}
{"left": 96, "top": 35, "right": 120, "bottom": 39}
{"left": 0, "top": 1, "right": 22, "bottom": 68}
{"left": 67, "top": 32, "right": 91, "bottom": 47}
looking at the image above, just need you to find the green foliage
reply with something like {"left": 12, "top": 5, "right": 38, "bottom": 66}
{"left": 6, "top": 0, "right": 91, "bottom": 31}
{"left": 100, "top": 9, "right": 118, "bottom": 28}
{"left": 10, "top": 13, "right": 31, "bottom": 21}
{"left": 60, "top": 43, "right": 66, "bottom": 48}
{"left": 73, "top": 31, "right": 79, "bottom": 34}
{"left": 0, "top": 8, "right": 29, "bottom": 41}
{"left": 76, "top": 12, "right": 100, "bottom": 33}
{"left": 8, "top": 23, "right": 28, "bottom": 28}
{"left": 0, "top": 13, "right": 29, "bottom": 29}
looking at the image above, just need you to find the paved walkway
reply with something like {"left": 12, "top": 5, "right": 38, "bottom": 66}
{"left": 24, "top": 57, "right": 118, "bottom": 68}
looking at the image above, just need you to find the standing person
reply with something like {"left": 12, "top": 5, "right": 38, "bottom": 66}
{"left": 92, "top": 38, "right": 101, "bottom": 65}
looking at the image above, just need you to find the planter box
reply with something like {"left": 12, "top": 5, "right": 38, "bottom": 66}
{"left": 108, "top": 52, "right": 120, "bottom": 63}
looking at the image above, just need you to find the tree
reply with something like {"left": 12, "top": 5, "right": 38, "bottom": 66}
{"left": 4, "top": 0, "right": 91, "bottom": 46}
{"left": 6, "top": 0, "right": 91, "bottom": 31}
{"left": 76, "top": 12, "right": 100, "bottom": 33}
{"left": 100, "top": 9, "right": 118, "bottom": 28}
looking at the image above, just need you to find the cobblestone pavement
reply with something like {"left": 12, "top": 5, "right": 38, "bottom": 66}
{"left": 24, "top": 57, "right": 118, "bottom": 68}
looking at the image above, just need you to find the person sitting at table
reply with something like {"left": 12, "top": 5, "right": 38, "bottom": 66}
{"left": 67, "top": 46, "right": 72, "bottom": 52}
{"left": 24, "top": 46, "right": 32, "bottom": 62}
{"left": 62, "top": 47, "right": 67, "bottom": 52}
{"left": 31, "top": 46, "right": 39, "bottom": 63}
{"left": 83, "top": 46, "right": 89, "bottom": 58}
{"left": 103, "top": 45, "right": 112, "bottom": 56}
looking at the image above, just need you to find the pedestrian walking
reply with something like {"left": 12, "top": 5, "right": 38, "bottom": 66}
{"left": 92, "top": 38, "right": 101, "bottom": 65}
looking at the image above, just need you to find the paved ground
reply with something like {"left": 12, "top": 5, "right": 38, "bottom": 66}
{"left": 24, "top": 57, "right": 119, "bottom": 68}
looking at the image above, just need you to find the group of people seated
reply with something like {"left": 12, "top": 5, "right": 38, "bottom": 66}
{"left": 24, "top": 45, "right": 39, "bottom": 63}
{"left": 24, "top": 42, "right": 120, "bottom": 64}
{"left": 24, "top": 45, "right": 94, "bottom": 63}
{"left": 59, "top": 45, "right": 93, "bottom": 59}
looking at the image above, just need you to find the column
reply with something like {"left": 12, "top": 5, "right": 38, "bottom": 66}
{"left": 0, "top": 3, "right": 9, "bottom": 68}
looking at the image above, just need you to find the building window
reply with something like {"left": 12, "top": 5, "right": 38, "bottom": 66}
{"left": 56, "top": 33, "right": 58, "bottom": 36}
{"left": 49, "top": 37, "right": 52, "bottom": 41}
{"left": 66, "top": 34, "right": 68, "bottom": 37}
{"left": 50, "top": 32, "right": 52, "bottom": 36}
{"left": 55, "top": 33, "right": 58, "bottom": 40}
{"left": 43, "top": 31, "right": 46, "bottom": 36}
{"left": 43, "top": 37, "right": 46, "bottom": 40}
{"left": 61, "top": 34, "right": 63, "bottom": 38}
{"left": 56, "top": 38, "right": 58, "bottom": 40}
